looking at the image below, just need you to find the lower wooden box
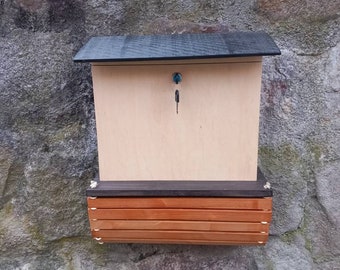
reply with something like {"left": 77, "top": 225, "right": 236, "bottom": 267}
{"left": 87, "top": 197, "right": 272, "bottom": 245}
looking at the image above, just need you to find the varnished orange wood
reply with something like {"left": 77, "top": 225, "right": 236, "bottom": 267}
{"left": 95, "top": 238, "right": 266, "bottom": 245}
{"left": 90, "top": 220, "right": 269, "bottom": 232}
{"left": 87, "top": 197, "right": 272, "bottom": 210}
{"left": 88, "top": 208, "right": 272, "bottom": 222}
{"left": 87, "top": 196, "right": 272, "bottom": 245}
{"left": 92, "top": 230, "right": 268, "bottom": 242}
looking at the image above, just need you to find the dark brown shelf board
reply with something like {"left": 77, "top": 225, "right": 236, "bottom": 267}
{"left": 86, "top": 170, "right": 272, "bottom": 198}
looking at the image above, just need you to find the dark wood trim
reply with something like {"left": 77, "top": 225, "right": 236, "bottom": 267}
{"left": 86, "top": 169, "right": 272, "bottom": 198}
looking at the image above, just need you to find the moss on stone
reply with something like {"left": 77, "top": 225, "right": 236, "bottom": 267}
{"left": 259, "top": 143, "right": 299, "bottom": 177}
{"left": 281, "top": 230, "right": 296, "bottom": 244}
{"left": 48, "top": 122, "right": 82, "bottom": 144}
{"left": 0, "top": 204, "right": 14, "bottom": 241}
{"left": 259, "top": 143, "right": 301, "bottom": 174}
{"left": 1, "top": 203, "right": 13, "bottom": 216}
{"left": 300, "top": 209, "right": 314, "bottom": 254}
{"left": 279, "top": 205, "right": 314, "bottom": 255}
{"left": 0, "top": 208, "right": 8, "bottom": 240}
{"left": 304, "top": 238, "right": 313, "bottom": 254}
{"left": 259, "top": 142, "right": 313, "bottom": 194}
{"left": 264, "top": 259, "right": 275, "bottom": 270}
{"left": 27, "top": 222, "right": 46, "bottom": 246}
{"left": 305, "top": 140, "right": 325, "bottom": 166}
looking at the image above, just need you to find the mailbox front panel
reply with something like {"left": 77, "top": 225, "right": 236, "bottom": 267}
{"left": 92, "top": 59, "right": 262, "bottom": 181}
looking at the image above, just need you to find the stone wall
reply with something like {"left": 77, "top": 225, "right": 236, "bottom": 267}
{"left": 0, "top": 0, "right": 339, "bottom": 269}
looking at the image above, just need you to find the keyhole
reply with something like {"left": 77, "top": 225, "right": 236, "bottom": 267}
{"left": 175, "top": 90, "right": 180, "bottom": 114}
{"left": 173, "top": 73, "right": 182, "bottom": 84}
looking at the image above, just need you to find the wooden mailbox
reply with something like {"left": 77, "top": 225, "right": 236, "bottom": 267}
{"left": 74, "top": 32, "right": 281, "bottom": 245}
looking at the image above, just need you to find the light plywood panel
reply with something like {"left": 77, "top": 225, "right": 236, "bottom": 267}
{"left": 92, "top": 61, "right": 262, "bottom": 180}
{"left": 87, "top": 197, "right": 272, "bottom": 210}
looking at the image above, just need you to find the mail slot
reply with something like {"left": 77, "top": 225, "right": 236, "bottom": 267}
{"left": 74, "top": 32, "right": 281, "bottom": 245}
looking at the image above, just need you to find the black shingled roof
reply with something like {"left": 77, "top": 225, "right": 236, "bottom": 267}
{"left": 73, "top": 32, "right": 281, "bottom": 62}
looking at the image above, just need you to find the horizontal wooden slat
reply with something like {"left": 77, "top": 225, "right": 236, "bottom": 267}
{"left": 87, "top": 197, "right": 272, "bottom": 210}
{"left": 90, "top": 220, "right": 269, "bottom": 232}
{"left": 96, "top": 238, "right": 266, "bottom": 245}
{"left": 86, "top": 195, "right": 272, "bottom": 245}
{"left": 88, "top": 209, "right": 272, "bottom": 222}
{"left": 92, "top": 230, "right": 268, "bottom": 242}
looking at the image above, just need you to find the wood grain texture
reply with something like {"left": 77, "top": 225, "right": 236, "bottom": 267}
{"left": 87, "top": 196, "right": 272, "bottom": 244}
{"left": 94, "top": 238, "right": 266, "bottom": 245}
{"left": 92, "top": 61, "right": 262, "bottom": 181}
{"left": 90, "top": 220, "right": 269, "bottom": 232}
{"left": 92, "top": 230, "right": 268, "bottom": 242}
{"left": 87, "top": 197, "right": 272, "bottom": 210}
{"left": 88, "top": 208, "right": 272, "bottom": 222}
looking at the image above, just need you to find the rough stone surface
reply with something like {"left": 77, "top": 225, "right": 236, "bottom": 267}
{"left": 316, "top": 162, "right": 340, "bottom": 227}
{"left": 254, "top": 236, "right": 313, "bottom": 270}
{"left": 1, "top": 0, "right": 340, "bottom": 269}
